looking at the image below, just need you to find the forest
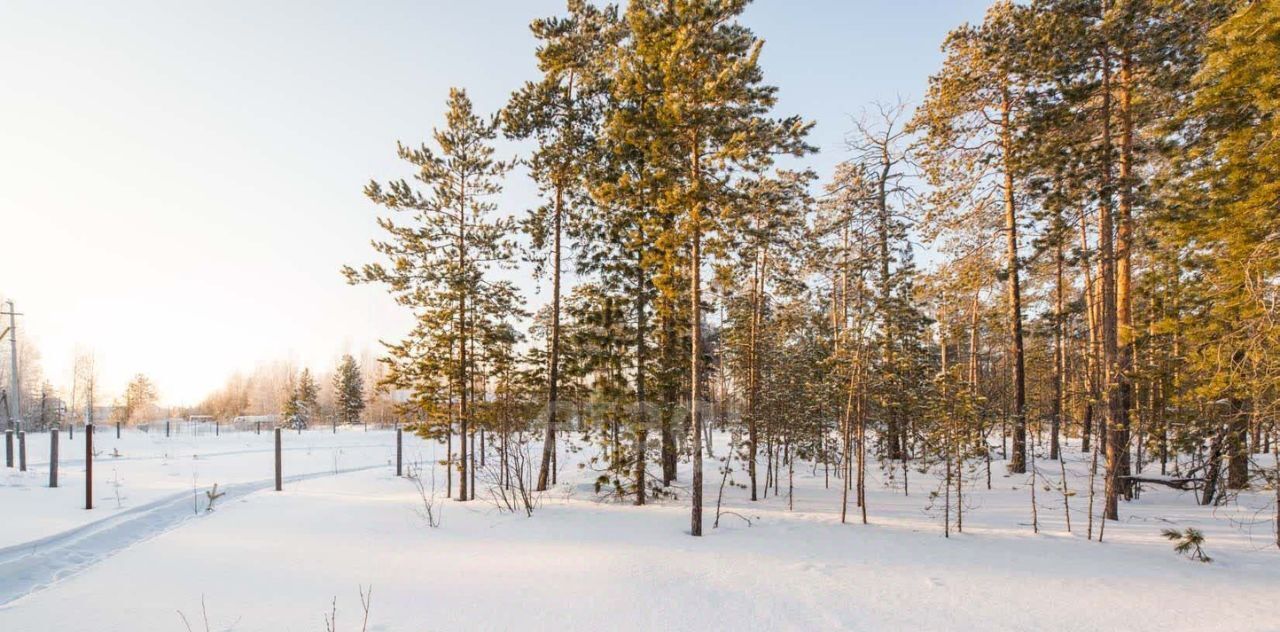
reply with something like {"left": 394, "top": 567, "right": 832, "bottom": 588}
{"left": 342, "top": 0, "right": 1280, "bottom": 543}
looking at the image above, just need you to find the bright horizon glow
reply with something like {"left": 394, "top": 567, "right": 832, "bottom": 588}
{"left": 0, "top": 0, "right": 990, "bottom": 406}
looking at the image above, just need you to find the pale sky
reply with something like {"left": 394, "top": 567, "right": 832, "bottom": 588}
{"left": 0, "top": 0, "right": 990, "bottom": 405}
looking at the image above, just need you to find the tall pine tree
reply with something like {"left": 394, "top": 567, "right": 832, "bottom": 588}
{"left": 345, "top": 88, "right": 517, "bottom": 501}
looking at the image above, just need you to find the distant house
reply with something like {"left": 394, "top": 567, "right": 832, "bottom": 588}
{"left": 232, "top": 414, "right": 279, "bottom": 425}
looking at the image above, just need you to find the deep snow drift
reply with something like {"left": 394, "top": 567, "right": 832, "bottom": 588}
{"left": 0, "top": 426, "right": 1276, "bottom": 631}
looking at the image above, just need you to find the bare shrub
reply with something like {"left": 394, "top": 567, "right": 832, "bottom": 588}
{"left": 177, "top": 594, "right": 239, "bottom": 632}
{"left": 405, "top": 458, "right": 443, "bottom": 528}
{"left": 480, "top": 434, "right": 541, "bottom": 517}
{"left": 323, "top": 585, "right": 374, "bottom": 632}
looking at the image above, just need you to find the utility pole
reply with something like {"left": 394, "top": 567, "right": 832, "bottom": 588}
{"left": 1, "top": 300, "right": 21, "bottom": 430}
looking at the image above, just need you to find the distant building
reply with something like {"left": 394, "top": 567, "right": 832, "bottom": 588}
{"left": 232, "top": 414, "right": 279, "bottom": 425}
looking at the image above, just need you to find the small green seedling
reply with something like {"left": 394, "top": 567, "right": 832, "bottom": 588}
{"left": 1162, "top": 527, "right": 1211, "bottom": 563}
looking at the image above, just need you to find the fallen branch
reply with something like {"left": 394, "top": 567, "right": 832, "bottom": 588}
{"left": 717, "top": 510, "right": 753, "bottom": 527}
{"left": 205, "top": 483, "right": 226, "bottom": 512}
{"left": 1120, "top": 475, "right": 1203, "bottom": 491}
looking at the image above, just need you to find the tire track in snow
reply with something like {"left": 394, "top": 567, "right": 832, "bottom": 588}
{"left": 0, "top": 464, "right": 386, "bottom": 608}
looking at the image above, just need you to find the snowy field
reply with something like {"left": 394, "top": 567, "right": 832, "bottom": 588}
{"left": 1, "top": 427, "right": 1277, "bottom": 631}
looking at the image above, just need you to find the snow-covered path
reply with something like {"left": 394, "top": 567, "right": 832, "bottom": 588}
{"left": 0, "top": 463, "right": 384, "bottom": 607}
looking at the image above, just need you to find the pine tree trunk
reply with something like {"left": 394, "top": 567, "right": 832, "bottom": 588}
{"left": 457, "top": 188, "right": 469, "bottom": 502}
{"left": 1227, "top": 398, "right": 1250, "bottom": 489}
{"left": 876, "top": 159, "right": 901, "bottom": 461}
{"left": 1115, "top": 41, "right": 1136, "bottom": 502}
{"left": 1078, "top": 206, "right": 1100, "bottom": 454}
{"left": 634, "top": 251, "right": 648, "bottom": 506}
{"left": 1201, "top": 424, "right": 1227, "bottom": 505}
{"left": 747, "top": 245, "right": 763, "bottom": 501}
{"left": 1052, "top": 233, "right": 1065, "bottom": 461}
{"left": 969, "top": 292, "right": 992, "bottom": 490}
{"left": 942, "top": 315, "right": 952, "bottom": 537}
{"left": 688, "top": 140, "right": 704, "bottom": 537}
{"left": 786, "top": 435, "right": 794, "bottom": 511}
{"left": 536, "top": 184, "right": 564, "bottom": 492}
{"left": 1272, "top": 434, "right": 1279, "bottom": 549}
{"left": 840, "top": 357, "right": 857, "bottom": 524}
{"left": 1100, "top": 32, "right": 1121, "bottom": 522}
{"left": 858, "top": 384, "right": 867, "bottom": 524}
{"left": 1001, "top": 86, "right": 1027, "bottom": 475}
{"left": 1087, "top": 425, "right": 1100, "bottom": 540}
{"left": 661, "top": 308, "right": 678, "bottom": 485}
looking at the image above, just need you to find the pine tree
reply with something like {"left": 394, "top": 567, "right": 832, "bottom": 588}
{"left": 505, "top": 0, "right": 618, "bottom": 493}
{"left": 911, "top": 0, "right": 1034, "bottom": 473}
{"left": 615, "top": 0, "right": 813, "bottom": 536}
{"left": 1162, "top": 0, "right": 1278, "bottom": 500}
{"left": 561, "top": 283, "right": 634, "bottom": 495}
{"left": 847, "top": 102, "right": 916, "bottom": 465}
{"left": 813, "top": 160, "right": 880, "bottom": 522}
{"left": 120, "top": 374, "right": 158, "bottom": 426}
{"left": 333, "top": 355, "right": 366, "bottom": 426}
{"left": 281, "top": 371, "right": 301, "bottom": 428}
{"left": 296, "top": 368, "right": 320, "bottom": 428}
{"left": 345, "top": 88, "right": 517, "bottom": 501}
{"left": 720, "top": 169, "right": 813, "bottom": 501}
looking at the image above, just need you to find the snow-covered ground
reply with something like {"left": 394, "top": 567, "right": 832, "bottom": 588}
{"left": 0, "top": 426, "right": 396, "bottom": 547}
{"left": 0, "top": 427, "right": 1276, "bottom": 631}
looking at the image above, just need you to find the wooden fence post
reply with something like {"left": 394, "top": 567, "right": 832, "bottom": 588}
{"left": 86, "top": 423, "right": 94, "bottom": 510}
{"left": 18, "top": 430, "right": 26, "bottom": 471}
{"left": 116, "top": 421, "right": 121, "bottom": 439}
{"left": 49, "top": 428, "right": 59, "bottom": 488}
{"left": 274, "top": 428, "right": 282, "bottom": 492}
{"left": 4, "top": 429, "right": 11, "bottom": 468}
{"left": 396, "top": 428, "right": 403, "bottom": 477}
{"left": 166, "top": 420, "right": 170, "bottom": 438}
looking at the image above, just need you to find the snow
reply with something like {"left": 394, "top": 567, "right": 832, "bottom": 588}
{"left": 0, "top": 428, "right": 1277, "bottom": 631}
{"left": 0, "top": 426, "right": 396, "bottom": 546}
